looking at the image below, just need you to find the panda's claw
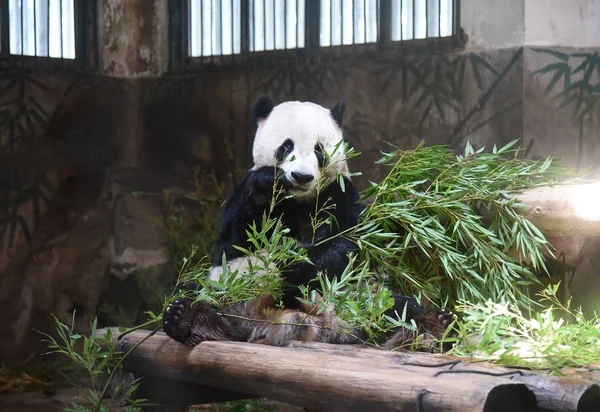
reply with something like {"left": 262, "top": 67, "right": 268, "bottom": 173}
{"left": 162, "top": 298, "right": 192, "bottom": 342}
{"left": 436, "top": 310, "right": 455, "bottom": 328}
{"left": 162, "top": 298, "right": 237, "bottom": 346}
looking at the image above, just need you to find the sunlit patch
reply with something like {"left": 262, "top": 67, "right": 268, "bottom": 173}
{"left": 573, "top": 181, "right": 600, "bottom": 221}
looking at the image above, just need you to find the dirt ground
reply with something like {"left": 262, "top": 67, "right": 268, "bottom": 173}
{"left": 0, "top": 388, "right": 93, "bottom": 412}
{"left": 0, "top": 390, "right": 304, "bottom": 412}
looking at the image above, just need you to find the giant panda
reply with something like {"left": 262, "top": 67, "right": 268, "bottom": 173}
{"left": 162, "top": 96, "right": 453, "bottom": 350}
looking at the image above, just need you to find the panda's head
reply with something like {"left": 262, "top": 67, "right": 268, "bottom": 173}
{"left": 250, "top": 96, "right": 349, "bottom": 201}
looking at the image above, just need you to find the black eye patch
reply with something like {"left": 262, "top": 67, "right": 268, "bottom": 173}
{"left": 315, "top": 143, "right": 327, "bottom": 168}
{"left": 276, "top": 139, "right": 294, "bottom": 163}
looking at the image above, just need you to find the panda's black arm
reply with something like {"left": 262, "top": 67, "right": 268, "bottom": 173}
{"left": 212, "top": 166, "right": 284, "bottom": 265}
{"left": 280, "top": 178, "right": 428, "bottom": 322}
{"left": 281, "top": 176, "right": 364, "bottom": 294}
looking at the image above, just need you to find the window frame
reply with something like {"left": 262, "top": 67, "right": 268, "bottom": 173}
{"left": 0, "top": 0, "right": 98, "bottom": 72}
{"left": 170, "top": 0, "right": 465, "bottom": 73}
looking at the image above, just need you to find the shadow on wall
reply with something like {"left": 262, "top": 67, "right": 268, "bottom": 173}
{"left": 144, "top": 101, "right": 226, "bottom": 183}
{"left": 0, "top": 71, "right": 126, "bottom": 360}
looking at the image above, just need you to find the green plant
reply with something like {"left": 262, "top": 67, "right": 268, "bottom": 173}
{"left": 205, "top": 399, "right": 280, "bottom": 412}
{"left": 350, "top": 139, "right": 566, "bottom": 310}
{"left": 450, "top": 283, "right": 600, "bottom": 373}
{"left": 0, "top": 357, "right": 77, "bottom": 394}
{"left": 39, "top": 313, "right": 157, "bottom": 412}
{"left": 178, "top": 183, "right": 311, "bottom": 311}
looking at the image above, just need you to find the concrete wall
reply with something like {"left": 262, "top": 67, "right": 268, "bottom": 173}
{"left": 462, "top": 0, "right": 525, "bottom": 50}
{"left": 526, "top": 0, "right": 600, "bottom": 47}
{"left": 462, "top": 0, "right": 600, "bottom": 49}
{"left": 98, "top": 0, "right": 168, "bottom": 77}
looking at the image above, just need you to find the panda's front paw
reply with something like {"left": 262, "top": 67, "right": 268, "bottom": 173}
{"left": 387, "top": 293, "right": 425, "bottom": 321}
{"left": 437, "top": 309, "right": 456, "bottom": 330}
{"left": 162, "top": 298, "right": 193, "bottom": 344}
{"left": 436, "top": 309, "right": 458, "bottom": 352}
{"left": 250, "top": 167, "right": 288, "bottom": 205}
{"left": 162, "top": 298, "right": 235, "bottom": 346}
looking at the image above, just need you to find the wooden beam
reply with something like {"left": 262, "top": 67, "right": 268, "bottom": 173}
{"left": 286, "top": 341, "right": 600, "bottom": 412}
{"left": 514, "top": 182, "right": 600, "bottom": 237}
{"left": 99, "top": 328, "right": 599, "bottom": 412}
{"left": 103, "top": 329, "right": 534, "bottom": 412}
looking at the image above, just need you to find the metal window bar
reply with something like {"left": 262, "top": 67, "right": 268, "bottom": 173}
{"left": 6, "top": 0, "right": 75, "bottom": 58}
{"left": 188, "top": 0, "right": 241, "bottom": 57}
{"left": 0, "top": 0, "right": 10, "bottom": 56}
{"left": 390, "top": 0, "right": 454, "bottom": 41}
{"left": 249, "top": 0, "right": 305, "bottom": 52}
{"left": 188, "top": 0, "right": 305, "bottom": 56}
{"left": 320, "top": 0, "right": 377, "bottom": 47}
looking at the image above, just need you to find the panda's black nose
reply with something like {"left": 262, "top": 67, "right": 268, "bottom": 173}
{"left": 291, "top": 172, "right": 314, "bottom": 184}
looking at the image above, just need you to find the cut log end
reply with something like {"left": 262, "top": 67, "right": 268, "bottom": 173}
{"left": 483, "top": 384, "right": 536, "bottom": 412}
{"left": 578, "top": 384, "right": 600, "bottom": 412}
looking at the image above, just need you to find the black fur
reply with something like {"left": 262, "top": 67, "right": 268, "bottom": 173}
{"left": 315, "top": 143, "right": 326, "bottom": 168}
{"left": 275, "top": 139, "right": 294, "bottom": 163}
{"left": 251, "top": 96, "right": 274, "bottom": 125}
{"left": 330, "top": 101, "right": 345, "bottom": 127}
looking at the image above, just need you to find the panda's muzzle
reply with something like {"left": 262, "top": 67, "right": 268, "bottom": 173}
{"left": 290, "top": 172, "right": 314, "bottom": 185}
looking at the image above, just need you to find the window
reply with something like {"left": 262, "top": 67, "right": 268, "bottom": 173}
{"left": 0, "top": 0, "right": 95, "bottom": 69}
{"left": 320, "top": 0, "right": 378, "bottom": 47}
{"left": 249, "top": 0, "right": 305, "bottom": 52}
{"left": 391, "top": 0, "right": 455, "bottom": 41}
{"left": 188, "top": 0, "right": 241, "bottom": 57}
{"left": 173, "top": 0, "right": 461, "bottom": 70}
{"left": 7, "top": 0, "right": 76, "bottom": 58}
{"left": 187, "top": 0, "right": 306, "bottom": 57}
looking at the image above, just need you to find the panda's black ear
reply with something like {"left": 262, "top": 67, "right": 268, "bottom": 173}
{"left": 251, "top": 96, "right": 274, "bottom": 125}
{"left": 330, "top": 101, "right": 345, "bottom": 127}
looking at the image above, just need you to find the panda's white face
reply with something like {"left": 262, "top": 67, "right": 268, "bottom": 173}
{"left": 251, "top": 99, "right": 349, "bottom": 201}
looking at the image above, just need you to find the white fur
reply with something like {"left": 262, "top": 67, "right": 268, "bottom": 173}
{"left": 252, "top": 101, "right": 349, "bottom": 201}
{"left": 209, "top": 251, "right": 275, "bottom": 282}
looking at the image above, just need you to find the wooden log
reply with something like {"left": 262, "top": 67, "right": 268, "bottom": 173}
{"left": 100, "top": 328, "right": 537, "bottom": 412}
{"left": 513, "top": 182, "right": 600, "bottom": 237}
{"left": 286, "top": 341, "right": 600, "bottom": 412}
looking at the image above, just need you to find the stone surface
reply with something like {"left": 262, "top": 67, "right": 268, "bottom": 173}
{"left": 99, "top": 0, "right": 168, "bottom": 77}
{"left": 108, "top": 192, "right": 170, "bottom": 281}
{"left": 0, "top": 204, "right": 112, "bottom": 359}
